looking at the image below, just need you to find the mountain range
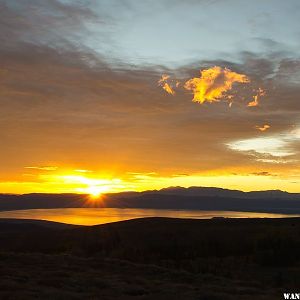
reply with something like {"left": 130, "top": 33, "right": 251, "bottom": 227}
{"left": 0, "top": 186, "right": 299, "bottom": 213}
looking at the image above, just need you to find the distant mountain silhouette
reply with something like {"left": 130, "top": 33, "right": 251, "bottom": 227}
{"left": 143, "top": 186, "right": 297, "bottom": 199}
{"left": 0, "top": 186, "right": 299, "bottom": 213}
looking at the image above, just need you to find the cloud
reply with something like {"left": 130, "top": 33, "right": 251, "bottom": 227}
{"left": 227, "top": 127, "right": 300, "bottom": 166}
{"left": 251, "top": 171, "right": 273, "bottom": 176}
{"left": 255, "top": 124, "right": 270, "bottom": 132}
{"left": 158, "top": 75, "right": 176, "bottom": 95}
{"left": 247, "top": 88, "right": 265, "bottom": 107}
{"left": 184, "top": 66, "right": 249, "bottom": 104}
{"left": 0, "top": 1, "right": 299, "bottom": 184}
{"left": 24, "top": 166, "right": 58, "bottom": 171}
{"left": 228, "top": 137, "right": 294, "bottom": 158}
{"left": 1, "top": 51, "right": 299, "bottom": 178}
{"left": 158, "top": 66, "right": 267, "bottom": 108}
{"left": 0, "top": 0, "right": 99, "bottom": 46}
{"left": 74, "top": 169, "right": 93, "bottom": 173}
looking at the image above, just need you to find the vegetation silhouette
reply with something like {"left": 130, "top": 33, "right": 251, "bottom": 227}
{"left": 0, "top": 217, "right": 299, "bottom": 299}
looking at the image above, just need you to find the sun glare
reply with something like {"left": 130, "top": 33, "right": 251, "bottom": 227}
{"left": 85, "top": 185, "right": 109, "bottom": 198}
{"left": 50, "top": 175, "right": 124, "bottom": 198}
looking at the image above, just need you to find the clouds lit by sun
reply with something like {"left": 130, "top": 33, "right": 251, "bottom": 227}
{"left": 157, "top": 67, "right": 266, "bottom": 107}
{"left": 184, "top": 67, "right": 249, "bottom": 104}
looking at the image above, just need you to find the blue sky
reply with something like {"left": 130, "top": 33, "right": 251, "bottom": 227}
{"left": 80, "top": 0, "right": 300, "bottom": 67}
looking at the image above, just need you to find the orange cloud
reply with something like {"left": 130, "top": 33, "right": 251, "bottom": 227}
{"left": 158, "top": 74, "right": 175, "bottom": 95}
{"left": 24, "top": 166, "right": 58, "bottom": 171}
{"left": 184, "top": 66, "right": 250, "bottom": 104}
{"left": 158, "top": 67, "right": 269, "bottom": 109}
{"left": 248, "top": 87, "right": 265, "bottom": 107}
{"left": 255, "top": 124, "right": 270, "bottom": 131}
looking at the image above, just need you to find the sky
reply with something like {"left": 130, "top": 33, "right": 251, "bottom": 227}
{"left": 0, "top": 0, "right": 299, "bottom": 194}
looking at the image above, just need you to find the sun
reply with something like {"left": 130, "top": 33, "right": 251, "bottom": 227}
{"left": 46, "top": 174, "right": 125, "bottom": 197}
{"left": 85, "top": 185, "right": 109, "bottom": 198}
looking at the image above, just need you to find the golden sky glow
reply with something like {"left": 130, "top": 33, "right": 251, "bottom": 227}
{"left": 0, "top": 169, "right": 299, "bottom": 194}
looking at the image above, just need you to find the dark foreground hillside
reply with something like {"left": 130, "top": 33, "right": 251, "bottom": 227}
{"left": 0, "top": 217, "right": 300, "bottom": 299}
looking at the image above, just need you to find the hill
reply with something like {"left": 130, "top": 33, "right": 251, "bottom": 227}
{"left": 0, "top": 217, "right": 299, "bottom": 299}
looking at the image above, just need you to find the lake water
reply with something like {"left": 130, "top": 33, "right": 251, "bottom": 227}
{"left": 0, "top": 208, "right": 299, "bottom": 225}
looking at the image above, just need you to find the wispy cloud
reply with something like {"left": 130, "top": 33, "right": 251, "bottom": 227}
{"left": 251, "top": 171, "right": 274, "bottom": 176}
{"left": 255, "top": 124, "right": 270, "bottom": 132}
{"left": 74, "top": 169, "right": 93, "bottom": 173}
{"left": 158, "top": 75, "right": 176, "bottom": 95}
{"left": 247, "top": 88, "right": 265, "bottom": 107}
{"left": 24, "top": 166, "right": 58, "bottom": 171}
{"left": 227, "top": 127, "right": 300, "bottom": 163}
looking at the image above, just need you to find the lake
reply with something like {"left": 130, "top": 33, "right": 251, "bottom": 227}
{"left": 0, "top": 208, "right": 299, "bottom": 225}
